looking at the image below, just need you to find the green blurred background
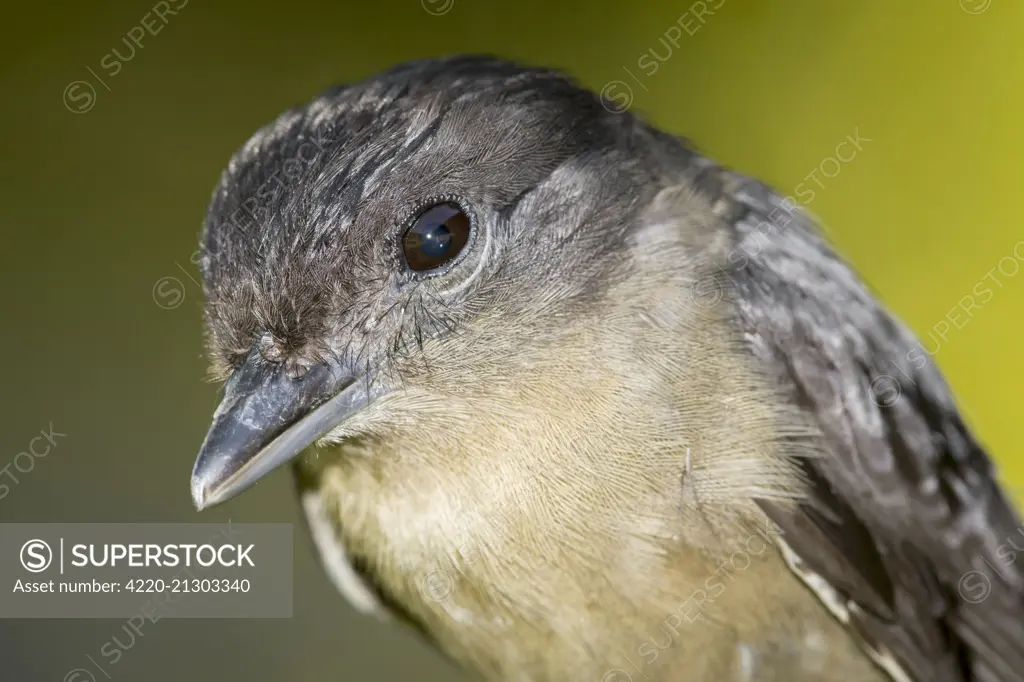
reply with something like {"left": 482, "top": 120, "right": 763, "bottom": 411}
{"left": 1, "top": 0, "right": 1021, "bottom": 680}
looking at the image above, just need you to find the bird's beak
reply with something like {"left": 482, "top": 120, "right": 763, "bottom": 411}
{"left": 190, "top": 349, "right": 378, "bottom": 510}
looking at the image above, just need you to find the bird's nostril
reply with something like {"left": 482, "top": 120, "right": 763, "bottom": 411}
{"left": 285, "top": 358, "right": 312, "bottom": 381}
{"left": 257, "top": 333, "right": 287, "bottom": 363}
{"left": 252, "top": 332, "right": 319, "bottom": 381}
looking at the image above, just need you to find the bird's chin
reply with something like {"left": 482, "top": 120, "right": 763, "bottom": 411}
{"left": 189, "top": 347, "right": 386, "bottom": 510}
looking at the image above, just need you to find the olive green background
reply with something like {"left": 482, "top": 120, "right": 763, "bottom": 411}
{"left": 1, "top": 0, "right": 1021, "bottom": 680}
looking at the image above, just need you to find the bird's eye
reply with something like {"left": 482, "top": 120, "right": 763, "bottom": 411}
{"left": 401, "top": 202, "right": 471, "bottom": 272}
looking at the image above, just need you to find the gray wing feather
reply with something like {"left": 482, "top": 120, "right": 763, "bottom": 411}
{"left": 690, "top": 159, "right": 1024, "bottom": 682}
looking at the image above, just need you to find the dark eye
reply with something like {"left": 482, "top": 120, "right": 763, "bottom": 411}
{"left": 401, "top": 202, "right": 471, "bottom": 272}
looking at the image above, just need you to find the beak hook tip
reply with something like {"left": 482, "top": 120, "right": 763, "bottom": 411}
{"left": 191, "top": 474, "right": 211, "bottom": 512}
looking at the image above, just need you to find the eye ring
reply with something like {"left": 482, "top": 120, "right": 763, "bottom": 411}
{"left": 401, "top": 201, "right": 473, "bottom": 273}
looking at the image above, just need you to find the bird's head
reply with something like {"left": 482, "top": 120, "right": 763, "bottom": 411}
{"left": 189, "top": 56, "right": 725, "bottom": 510}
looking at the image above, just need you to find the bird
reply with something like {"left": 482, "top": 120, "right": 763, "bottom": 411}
{"left": 189, "top": 55, "right": 1024, "bottom": 681}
